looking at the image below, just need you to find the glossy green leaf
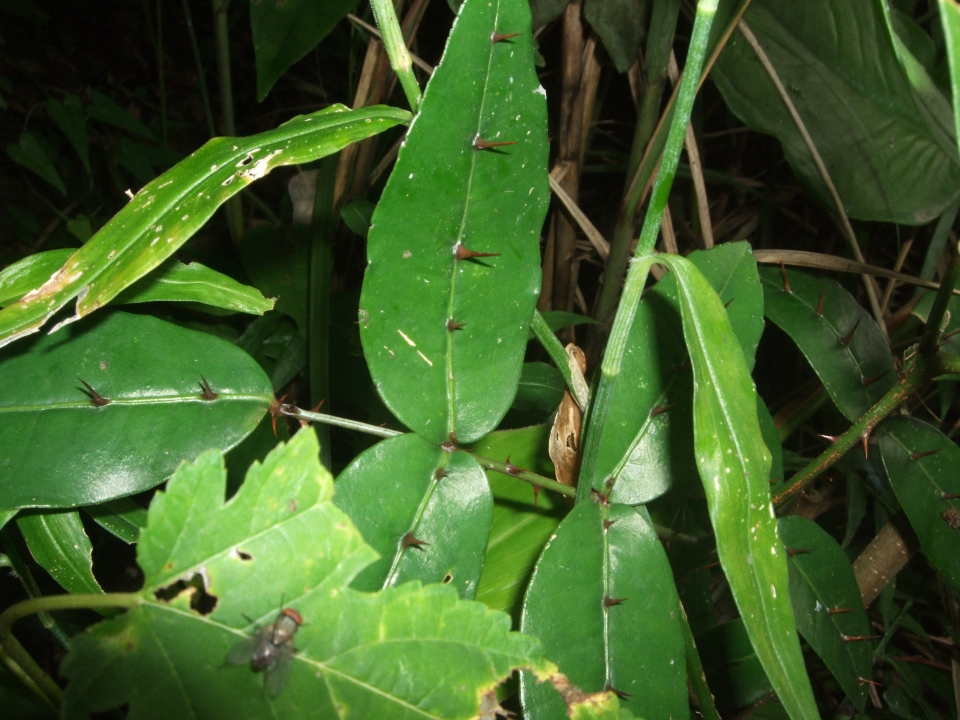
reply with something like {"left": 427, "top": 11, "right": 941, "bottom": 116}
{"left": 712, "top": 0, "right": 959, "bottom": 224}
{"left": 0, "top": 509, "right": 15, "bottom": 531}
{"left": 760, "top": 266, "right": 895, "bottom": 422}
{"left": 0, "top": 104, "right": 410, "bottom": 350}
{"left": 513, "top": 362, "right": 565, "bottom": 413}
{"left": 340, "top": 197, "right": 376, "bottom": 239}
{"left": 17, "top": 509, "right": 102, "bottom": 594}
{"left": 877, "top": 416, "right": 960, "bottom": 591}
{"left": 587, "top": 242, "right": 763, "bottom": 505}
{"left": 85, "top": 497, "right": 149, "bottom": 545}
{"left": 520, "top": 500, "right": 688, "bottom": 720}
{"left": 250, "top": 0, "right": 358, "bottom": 102}
{"left": 87, "top": 90, "right": 155, "bottom": 140}
{"left": 638, "top": 253, "right": 819, "bottom": 720}
{"left": 778, "top": 515, "right": 872, "bottom": 712}
{"left": 939, "top": 0, "right": 960, "bottom": 145}
{"left": 359, "top": 0, "right": 549, "bottom": 444}
{"left": 7, "top": 132, "right": 66, "bottom": 196}
{"left": 46, "top": 94, "right": 90, "bottom": 175}
{"left": 0, "top": 249, "right": 273, "bottom": 316}
{"left": 472, "top": 425, "right": 564, "bottom": 619}
{"left": 62, "top": 429, "right": 548, "bottom": 720}
{"left": 757, "top": 398, "right": 783, "bottom": 486}
{"left": 698, "top": 619, "right": 773, "bottom": 712}
{"left": 333, "top": 433, "right": 493, "bottom": 599}
{"left": 0, "top": 311, "right": 272, "bottom": 509}
{"left": 584, "top": 0, "right": 648, "bottom": 73}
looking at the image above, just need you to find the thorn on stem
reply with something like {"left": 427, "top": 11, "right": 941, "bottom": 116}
{"left": 447, "top": 318, "right": 466, "bottom": 332}
{"left": 454, "top": 242, "right": 500, "bottom": 261}
{"left": 473, "top": 135, "right": 518, "bottom": 151}
{"left": 827, "top": 607, "right": 854, "bottom": 615}
{"left": 199, "top": 375, "right": 218, "bottom": 401}
{"left": 816, "top": 290, "right": 824, "bottom": 316}
{"left": 270, "top": 394, "right": 288, "bottom": 437}
{"left": 840, "top": 317, "right": 861, "bottom": 346}
{"left": 724, "top": 297, "right": 735, "bottom": 309}
{"left": 401, "top": 532, "right": 430, "bottom": 550}
{"left": 779, "top": 262, "right": 792, "bottom": 293}
{"left": 590, "top": 489, "right": 609, "bottom": 505}
{"left": 434, "top": 468, "right": 448, "bottom": 482}
{"left": 533, "top": 485, "right": 540, "bottom": 507}
{"left": 605, "top": 684, "right": 633, "bottom": 700}
{"left": 911, "top": 448, "right": 940, "bottom": 461}
{"left": 604, "top": 596, "right": 626, "bottom": 608}
{"left": 650, "top": 402, "right": 676, "bottom": 418}
{"left": 504, "top": 456, "right": 524, "bottom": 477}
{"left": 78, "top": 378, "right": 110, "bottom": 407}
{"left": 491, "top": 31, "right": 521, "bottom": 43}
{"left": 941, "top": 492, "right": 960, "bottom": 500}
{"left": 603, "top": 519, "right": 616, "bottom": 530}
{"left": 861, "top": 430, "right": 871, "bottom": 458}
{"left": 786, "top": 547, "right": 813, "bottom": 556}
{"left": 842, "top": 634, "right": 879, "bottom": 643}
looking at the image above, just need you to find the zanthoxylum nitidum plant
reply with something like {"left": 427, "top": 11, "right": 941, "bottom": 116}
{"left": 2, "top": 0, "right": 960, "bottom": 718}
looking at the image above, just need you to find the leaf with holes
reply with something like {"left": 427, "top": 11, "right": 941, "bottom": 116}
{"left": 0, "top": 249, "right": 273, "bottom": 316}
{"left": 778, "top": 515, "right": 873, "bottom": 712}
{"left": 519, "top": 499, "right": 688, "bottom": 720}
{"left": 584, "top": 242, "right": 763, "bottom": 505}
{"left": 60, "top": 428, "right": 550, "bottom": 720}
{"left": 760, "top": 266, "right": 895, "bottom": 422}
{"left": 359, "top": 0, "right": 549, "bottom": 444}
{"left": 0, "top": 311, "right": 272, "bottom": 510}
{"left": 877, "top": 416, "right": 960, "bottom": 591}
{"left": 333, "top": 433, "right": 493, "bottom": 599}
{"left": 635, "top": 253, "right": 820, "bottom": 720}
{"left": 0, "top": 104, "right": 409, "bottom": 351}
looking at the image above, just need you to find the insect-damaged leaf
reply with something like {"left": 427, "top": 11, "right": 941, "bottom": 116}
{"left": 0, "top": 311, "right": 272, "bottom": 509}
{"left": 520, "top": 500, "right": 688, "bottom": 720}
{"left": 0, "top": 104, "right": 409, "bottom": 350}
{"left": 359, "top": 0, "right": 549, "bottom": 444}
{"left": 334, "top": 433, "right": 493, "bottom": 599}
{"left": 60, "top": 429, "right": 550, "bottom": 720}
{"left": 632, "top": 254, "right": 820, "bottom": 720}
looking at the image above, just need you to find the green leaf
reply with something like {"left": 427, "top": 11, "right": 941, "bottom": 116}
{"left": 7, "top": 132, "right": 66, "bottom": 196}
{"left": 85, "top": 497, "right": 149, "bottom": 545}
{"left": 698, "top": 619, "right": 773, "bottom": 712}
{"left": 912, "top": 290, "right": 960, "bottom": 356}
{"left": 0, "top": 311, "right": 272, "bottom": 509}
{"left": 0, "top": 104, "right": 410, "bottom": 350}
{"left": 939, "top": 0, "right": 960, "bottom": 147}
{"left": 711, "top": 0, "right": 960, "bottom": 224}
{"left": 46, "top": 94, "right": 90, "bottom": 174}
{"left": 877, "top": 416, "right": 960, "bottom": 591}
{"left": 339, "top": 197, "right": 376, "bottom": 239}
{"left": 0, "top": 249, "right": 274, "bottom": 316}
{"left": 250, "top": 0, "right": 358, "bottom": 102}
{"left": 17, "top": 509, "right": 102, "bottom": 594}
{"left": 513, "top": 362, "right": 564, "bottom": 413}
{"left": 471, "top": 425, "right": 564, "bottom": 619}
{"left": 760, "top": 266, "right": 895, "bottom": 422}
{"left": 584, "top": 0, "right": 648, "bottom": 73}
{"left": 520, "top": 500, "right": 688, "bottom": 720}
{"left": 333, "top": 433, "right": 493, "bottom": 599}
{"left": 528, "top": 0, "right": 572, "bottom": 28}
{"left": 635, "top": 253, "right": 819, "bottom": 720}
{"left": 87, "top": 90, "right": 155, "bottom": 140}
{"left": 586, "top": 242, "right": 762, "bottom": 505}
{"left": 62, "top": 428, "right": 548, "bottom": 720}
{"left": 778, "top": 515, "right": 872, "bottom": 712}
{"left": 359, "top": 0, "right": 549, "bottom": 444}
{"left": 757, "top": 397, "right": 784, "bottom": 487}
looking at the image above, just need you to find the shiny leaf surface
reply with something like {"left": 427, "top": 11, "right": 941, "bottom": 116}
{"left": 520, "top": 500, "right": 688, "bottom": 720}
{"left": 0, "top": 104, "right": 409, "bottom": 350}
{"left": 333, "top": 433, "right": 493, "bottom": 599}
{"left": 778, "top": 516, "right": 872, "bottom": 711}
{"left": 17, "top": 509, "right": 102, "bottom": 594}
{"left": 62, "top": 429, "right": 548, "bottom": 720}
{"left": 359, "top": 0, "right": 549, "bottom": 444}
{"left": 641, "top": 254, "right": 819, "bottom": 720}
{"left": 0, "top": 311, "right": 272, "bottom": 509}
{"left": 0, "top": 249, "right": 273, "bottom": 316}
{"left": 760, "top": 266, "right": 895, "bottom": 422}
{"left": 877, "top": 416, "right": 960, "bottom": 591}
{"left": 712, "top": 0, "right": 960, "bottom": 224}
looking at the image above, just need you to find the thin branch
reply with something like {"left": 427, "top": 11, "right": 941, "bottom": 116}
{"left": 548, "top": 166, "right": 610, "bottom": 260}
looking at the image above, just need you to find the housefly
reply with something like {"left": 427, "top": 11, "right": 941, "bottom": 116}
{"left": 224, "top": 607, "right": 303, "bottom": 697}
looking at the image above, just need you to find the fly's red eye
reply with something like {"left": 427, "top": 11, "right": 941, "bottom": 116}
{"left": 282, "top": 608, "right": 303, "bottom": 625}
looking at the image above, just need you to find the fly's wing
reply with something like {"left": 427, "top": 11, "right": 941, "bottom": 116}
{"left": 223, "top": 636, "right": 259, "bottom": 667}
{"left": 263, "top": 645, "right": 296, "bottom": 698}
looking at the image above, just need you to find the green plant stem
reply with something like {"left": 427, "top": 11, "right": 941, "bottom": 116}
{"left": 369, "top": 0, "right": 421, "bottom": 113}
{"left": 182, "top": 0, "right": 217, "bottom": 139}
{"left": 212, "top": 0, "right": 244, "bottom": 244}
{"left": 530, "top": 310, "right": 588, "bottom": 410}
{"left": 576, "top": 0, "right": 719, "bottom": 505}
{"left": 285, "top": 405, "right": 403, "bottom": 438}
{"left": 919, "top": 245, "right": 960, "bottom": 356}
{"left": 773, "top": 352, "right": 960, "bottom": 506}
{"left": 0, "top": 593, "right": 141, "bottom": 712}
{"left": 679, "top": 603, "right": 722, "bottom": 720}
